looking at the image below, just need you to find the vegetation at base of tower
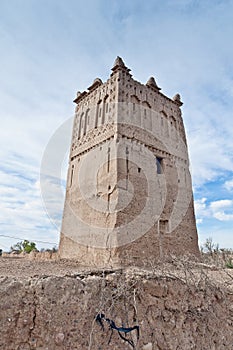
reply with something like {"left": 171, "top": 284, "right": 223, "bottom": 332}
{"left": 201, "top": 237, "right": 219, "bottom": 256}
{"left": 200, "top": 237, "right": 233, "bottom": 269}
{"left": 225, "top": 258, "right": 233, "bottom": 269}
{"left": 10, "top": 239, "right": 37, "bottom": 254}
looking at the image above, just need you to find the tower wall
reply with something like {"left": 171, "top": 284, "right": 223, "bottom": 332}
{"left": 59, "top": 57, "right": 199, "bottom": 267}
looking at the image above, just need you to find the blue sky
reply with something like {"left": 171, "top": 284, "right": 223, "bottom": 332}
{"left": 0, "top": 0, "right": 233, "bottom": 251}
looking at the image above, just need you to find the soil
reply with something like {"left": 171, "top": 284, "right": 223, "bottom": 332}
{"left": 0, "top": 256, "right": 233, "bottom": 350}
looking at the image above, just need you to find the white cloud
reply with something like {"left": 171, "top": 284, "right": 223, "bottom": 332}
{"left": 194, "top": 197, "right": 210, "bottom": 224}
{"left": 195, "top": 198, "right": 233, "bottom": 223}
{"left": 224, "top": 179, "right": 233, "bottom": 192}
{"left": 213, "top": 212, "right": 233, "bottom": 221}
{"left": 210, "top": 199, "right": 233, "bottom": 210}
{"left": 209, "top": 200, "right": 233, "bottom": 222}
{"left": 194, "top": 198, "right": 207, "bottom": 216}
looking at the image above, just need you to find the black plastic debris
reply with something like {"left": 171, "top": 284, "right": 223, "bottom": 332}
{"left": 95, "top": 313, "right": 139, "bottom": 348}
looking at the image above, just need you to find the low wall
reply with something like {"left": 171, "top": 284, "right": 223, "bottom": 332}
{"left": 0, "top": 261, "right": 232, "bottom": 349}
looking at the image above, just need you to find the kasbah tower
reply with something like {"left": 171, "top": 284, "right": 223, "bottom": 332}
{"left": 59, "top": 57, "right": 199, "bottom": 267}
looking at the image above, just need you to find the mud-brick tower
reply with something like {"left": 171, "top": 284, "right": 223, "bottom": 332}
{"left": 59, "top": 57, "right": 199, "bottom": 267}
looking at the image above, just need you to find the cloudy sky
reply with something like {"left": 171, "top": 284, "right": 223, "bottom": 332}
{"left": 0, "top": 0, "right": 233, "bottom": 251}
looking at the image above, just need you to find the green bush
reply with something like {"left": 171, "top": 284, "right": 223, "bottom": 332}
{"left": 10, "top": 240, "right": 37, "bottom": 254}
{"left": 225, "top": 259, "right": 233, "bottom": 269}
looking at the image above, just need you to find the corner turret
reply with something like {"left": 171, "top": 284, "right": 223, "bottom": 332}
{"left": 146, "top": 76, "right": 161, "bottom": 91}
{"left": 111, "top": 56, "right": 131, "bottom": 74}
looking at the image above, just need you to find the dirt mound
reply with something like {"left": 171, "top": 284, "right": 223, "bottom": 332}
{"left": 0, "top": 257, "right": 233, "bottom": 349}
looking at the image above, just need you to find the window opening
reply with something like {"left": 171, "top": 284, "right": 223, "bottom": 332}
{"left": 126, "top": 147, "right": 129, "bottom": 189}
{"left": 159, "top": 219, "right": 168, "bottom": 234}
{"left": 156, "top": 157, "right": 163, "bottom": 174}
{"left": 107, "top": 147, "right": 110, "bottom": 172}
{"left": 70, "top": 165, "right": 74, "bottom": 186}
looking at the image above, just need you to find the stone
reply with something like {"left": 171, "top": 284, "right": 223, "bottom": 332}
{"left": 55, "top": 332, "right": 65, "bottom": 345}
{"left": 143, "top": 342, "right": 153, "bottom": 350}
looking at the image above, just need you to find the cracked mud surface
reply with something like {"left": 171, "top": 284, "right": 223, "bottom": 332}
{"left": 0, "top": 257, "right": 233, "bottom": 349}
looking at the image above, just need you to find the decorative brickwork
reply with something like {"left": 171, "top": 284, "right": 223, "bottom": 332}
{"left": 59, "top": 57, "right": 199, "bottom": 266}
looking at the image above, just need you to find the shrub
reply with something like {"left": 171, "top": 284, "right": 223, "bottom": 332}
{"left": 10, "top": 240, "right": 37, "bottom": 254}
{"left": 225, "top": 259, "right": 233, "bottom": 269}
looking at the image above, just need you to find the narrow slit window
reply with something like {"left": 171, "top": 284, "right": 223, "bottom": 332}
{"left": 107, "top": 193, "right": 111, "bottom": 211}
{"left": 126, "top": 147, "right": 129, "bottom": 189}
{"left": 70, "top": 165, "right": 74, "bottom": 186}
{"left": 107, "top": 147, "right": 110, "bottom": 172}
{"left": 126, "top": 147, "right": 129, "bottom": 173}
{"left": 156, "top": 157, "right": 163, "bottom": 174}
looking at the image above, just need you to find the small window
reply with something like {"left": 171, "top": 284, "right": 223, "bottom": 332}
{"left": 159, "top": 219, "right": 168, "bottom": 234}
{"left": 156, "top": 157, "right": 163, "bottom": 174}
{"left": 138, "top": 167, "right": 141, "bottom": 173}
{"left": 70, "top": 165, "right": 74, "bottom": 186}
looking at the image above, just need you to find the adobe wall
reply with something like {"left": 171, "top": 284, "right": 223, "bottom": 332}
{"left": 60, "top": 58, "right": 199, "bottom": 265}
{"left": 1, "top": 260, "right": 232, "bottom": 350}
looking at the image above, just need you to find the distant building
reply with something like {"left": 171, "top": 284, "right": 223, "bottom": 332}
{"left": 59, "top": 57, "right": 199, "bottom": 266}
